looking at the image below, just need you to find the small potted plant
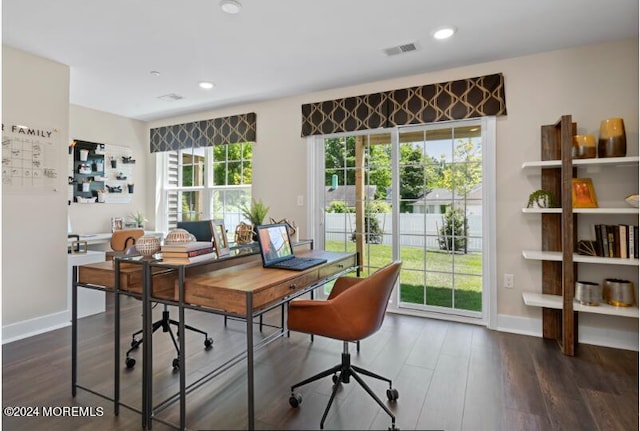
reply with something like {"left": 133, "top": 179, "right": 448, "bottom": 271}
{"left": 527, "top": 189, "right": 555, "bottom": 208}
{"left": 240, "top": 199, "right": 270, "bottom": 240}
{"left": 131, "top": 211, "right": 147, "bottom": 228}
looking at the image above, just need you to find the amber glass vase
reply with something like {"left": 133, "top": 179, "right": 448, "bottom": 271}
{"left": 598, "top": 117, "right": 626, "bottom": 158}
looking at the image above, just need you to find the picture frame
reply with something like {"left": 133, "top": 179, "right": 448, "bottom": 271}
{"left": 572, "top": 178, "right": 598, "bottom": 208}
{"left": 211, "top": 219, "right": 230, "bottom": 257}
{"left": 111, "top": 217, "right": 124, "bottom": 232}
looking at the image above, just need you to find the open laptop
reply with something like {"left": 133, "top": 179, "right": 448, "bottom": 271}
{"left": 256, "top": 223, "right": 327, "bottom": 271}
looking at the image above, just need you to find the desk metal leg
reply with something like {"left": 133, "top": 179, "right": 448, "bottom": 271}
{"left": 71, "top": 266, "right": 78, "bottom": 397}
{"left": 114, "top": 264, "right": 121, "bottom": 417}
{"left": 178, "top": 267, "right": 186, "bottom": 431}
{"left": 245, "top": 293, "right": 255, "bottom": 430}
{"left": 142, "top": 262, "right": 152, "bottom": 429}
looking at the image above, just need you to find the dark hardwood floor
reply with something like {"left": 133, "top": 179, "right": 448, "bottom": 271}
{"left": 2, "top": 295, "right": 638, "bottom": 430}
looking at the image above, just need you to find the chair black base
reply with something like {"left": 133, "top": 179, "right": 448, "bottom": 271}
{"left": 289, "top": 341, "right": 398, "bottom": 430}
{"left": 125, "top": 307, "right": 213, "bottom": 369}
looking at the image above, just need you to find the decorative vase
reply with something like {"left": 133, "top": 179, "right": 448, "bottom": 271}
{"left": 79, "top": 149, "right": 89, "bottom": 161}
{"left": 136, "top": 235, "right": 161, "bottom": 257}
{"left": 571, "top": 134, "right": 596, "bottom": 159}
{"left": 598, "top": 118, "right": 626, "bottom": 158}
{"left": 603, "top": 278, "right": 635, "bottom": 307}
{"left": 165, "top": 228, "right": 195, "bottom": 244}
{"left": 111, "top": 159, "right": 117, "bottom": 168}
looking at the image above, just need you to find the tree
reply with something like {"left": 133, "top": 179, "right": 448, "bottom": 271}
{"left": 438, "top": 207, "right": 468, "bottom": 252}
{"left": 438, "top": 138, "right": 482, "bottom": 254}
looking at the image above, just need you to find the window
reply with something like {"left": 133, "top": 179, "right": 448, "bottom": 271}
{"left": 313, "top": 118, "right": 496, "bottom": 325}
{"left": 159, "top": 143, "right": 253, "bottom": 234}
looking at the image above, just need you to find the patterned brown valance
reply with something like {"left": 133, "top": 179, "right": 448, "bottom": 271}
{"left": 150, "top": 112, "right": 256, "bottom": 153}
{"left": 301, "top": 73, "right": 506, "bottom": 137}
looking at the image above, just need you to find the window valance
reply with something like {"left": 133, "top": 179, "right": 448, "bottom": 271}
{"left": 150, "top": 112, "right": 256, "bottom": 153}
{"left": 301, "top": 73, "right": 506, "bottom": 137}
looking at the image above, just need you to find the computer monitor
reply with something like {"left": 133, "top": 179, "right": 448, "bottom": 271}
{"left": 177, "top": 220, "right": 214, "bottom": 242}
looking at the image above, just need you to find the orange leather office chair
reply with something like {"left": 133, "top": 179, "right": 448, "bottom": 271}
{"left": 288, "top": 261, "right": 402, "bottom": 430}
{"left": 106, "top": 228, "right": 144, "bottom": 260}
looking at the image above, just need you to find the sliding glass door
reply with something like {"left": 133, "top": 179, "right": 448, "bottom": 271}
{"left": 314, "top": 118, "right": 494, "bottom": 322}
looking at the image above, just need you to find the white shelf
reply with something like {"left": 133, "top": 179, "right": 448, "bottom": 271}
{"left": 522, "top": 208, "right": 561, "bottom": 214}
{"left": 522, "top": 250, "right": 639, "bottom": 266}
{"left": 522, "top": 207, "right": 638, "bottom": 214}
{"left": 522, "top": 155, "right": 639, "bottom": 169}
{"left": 522, "top": 291, "right": 639, "bottom": 318}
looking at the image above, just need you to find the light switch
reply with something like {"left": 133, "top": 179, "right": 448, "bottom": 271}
{"left": 297, "top": 195, "right": 304, "bottom": 206}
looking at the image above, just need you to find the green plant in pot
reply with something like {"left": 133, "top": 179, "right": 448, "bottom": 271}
{"left": 527, "top": 189, "right": 555, "bottom": 208}
{"left": 240, "top": 199, "right": 270, "bottom": 239}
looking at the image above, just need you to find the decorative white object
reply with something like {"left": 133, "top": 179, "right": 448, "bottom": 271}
{"left": 136, "top": 235, "right": 161, "bottom": 257}
{"left": 165, "top": 228, "right": 195, "bottom": 244}
{"left": 624, "top": 194, "right": 639, "bottom": 208}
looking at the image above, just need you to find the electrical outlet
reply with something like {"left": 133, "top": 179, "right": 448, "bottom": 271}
{"left": 504, "top": 273, "right": 514, "bottom": 289}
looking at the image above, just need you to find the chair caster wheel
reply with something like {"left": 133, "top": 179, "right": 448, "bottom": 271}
{"left": 388, "top": 426, "right": 399, "bottom": 431}
{"left": 130, "top": 339, "right": 140, "bottom": 349}
{"left": 386, "top": 388, "right": 399, "bottom": 401}
{"left": 125, "top": 357, "right": 136, "bottom": 369}
{"left": 332, "top": 374, "right": 339, "bottom": 384}
{"left": 172, "top": 358, "right": 180, "bottom": 369}
{"left": 204, "top": 337, "right": 213, "bottom": 349}
{"left": 289, "top": 393, "right": 302, "bottom": 408}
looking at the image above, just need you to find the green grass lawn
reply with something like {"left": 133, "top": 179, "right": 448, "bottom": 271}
{"left": 325, "top": 240, "right": 483, "bottom": 312}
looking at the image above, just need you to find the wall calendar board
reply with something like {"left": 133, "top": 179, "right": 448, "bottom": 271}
{"left": 2, "top": 124, "right": 61, "bottom": 193}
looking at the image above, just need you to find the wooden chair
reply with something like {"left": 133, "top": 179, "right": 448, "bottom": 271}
{"left": 105, "top": 228, "right": 144, "bottom": 260}
{"left": 287, "top": 261, "right": 402, "bottom": 430}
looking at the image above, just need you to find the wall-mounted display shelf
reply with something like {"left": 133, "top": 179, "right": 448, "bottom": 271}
{"left": 523, "top": 207, "right": 638, "bottom": 215}
{"left": 521, "top": 115, "right": 639, "bottom": 356}
{"left": 70, "top": 140, "right": 135, "bottom": 204}
{"left": 522, "top": 292, "right": 639, "bottom": 318}
{"left": 522, "top": 155, "right": 639, "bottom": 169}
{"left": 522, "top": 250, "right": 638, "bottom": 266}
{"left": 72, "top": 140, "right": 105, "bottom": 203}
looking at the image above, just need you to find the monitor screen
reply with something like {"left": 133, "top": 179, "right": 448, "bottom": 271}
{"left": 177, "top": 220, "right": 213, "bottom": 242}
{"left": 256, "top": 224, "right": 294, "bottom": 266}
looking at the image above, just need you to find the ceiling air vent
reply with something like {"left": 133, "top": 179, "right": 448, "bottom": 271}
{"left": 382, "top": 42, "right": 418, "bottom": 57}
{"left": 158, "top": 93, "right": 184, "bottom": 102}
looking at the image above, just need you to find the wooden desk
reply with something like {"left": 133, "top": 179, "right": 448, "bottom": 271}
{"left": 73, "top": 247, "right": 357, "bottom": 430}
{"left": 155, "top": 249, "right": 357, "bottom": 430}
{"left": 179, "top": 250, "right": 356, "bottom": 314}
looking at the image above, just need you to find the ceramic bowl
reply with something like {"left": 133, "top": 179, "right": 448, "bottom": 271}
{"left": 165, "top": 228, "right": 195, "bottom": 244}
{"left": 624, "top": 194, "right": 639, "bottom": 208}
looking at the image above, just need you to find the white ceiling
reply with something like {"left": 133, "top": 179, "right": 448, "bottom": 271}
{"left": 3, "top": 0, "right": 638, "bottom": 122}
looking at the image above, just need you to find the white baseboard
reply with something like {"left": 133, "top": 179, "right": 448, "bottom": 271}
{"left": 496, "top": 313, "right": 639, "bottom": 351}
{"left": 2, "top": 310, "right": 70, "bottom": 345}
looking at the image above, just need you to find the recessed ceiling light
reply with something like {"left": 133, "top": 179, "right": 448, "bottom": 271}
{"left": 199, "top": 81, "right": 215, "bottom": 90}
{"left": 220, "top": 0, "right": 242, "bottom": 14}
{"left": 150, "top": 70, "right": 161, "bottom": 77}
{"left": 432, "top": 26, "right": 456, "bottom": 40}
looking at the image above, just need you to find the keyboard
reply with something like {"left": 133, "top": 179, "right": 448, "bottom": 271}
{"left": 269, "top": 257, "right": 328, "bottom": 271}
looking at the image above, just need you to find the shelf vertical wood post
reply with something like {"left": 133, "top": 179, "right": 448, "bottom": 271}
{"left": 540, "top": 124, "right": 563, "bottom": 341}
{"left": 559, "top": 115, "right": 577, "bottom": 356}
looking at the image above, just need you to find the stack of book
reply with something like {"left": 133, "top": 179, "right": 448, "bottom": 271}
{"left": 160, "top": 241, "right": 216, "bottom": 264}
{"left": 593, "top": 224, "right": 639, "bottom": 259}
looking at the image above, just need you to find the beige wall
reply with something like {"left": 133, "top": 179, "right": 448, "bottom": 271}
{"left": 149, "top": 38, "right": 639, "bottom": 348}
{"left": 68, "top": 105, "right": 152, "bottom": 234}
{"left": 3, "top": 38, "right": 638, "bottom": 348}
{"left": 2, "top": 46, "right": 70, "bottom": 328}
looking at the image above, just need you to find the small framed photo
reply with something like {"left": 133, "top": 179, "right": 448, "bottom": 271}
{"left": 211, "top": 219, "right": 230, "bottom": 257}
{"left": 572, "top": 178, "right": 598, "bottom": 208}
{"left": 111, "top": 217, "right": 124, "bottom": 232}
